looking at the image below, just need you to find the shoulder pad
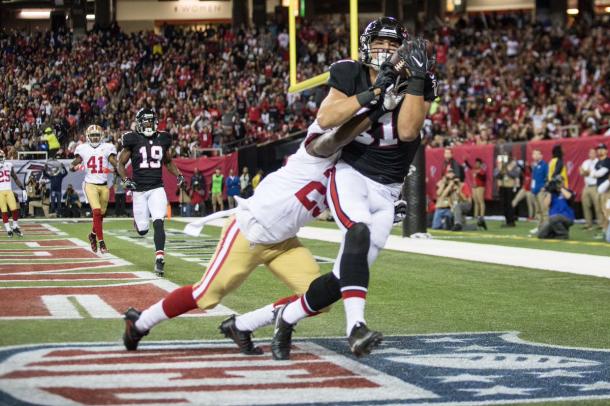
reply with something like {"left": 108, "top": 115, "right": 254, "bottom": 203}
{"left": 328, "top": 60, "right": 363, "bottom": 96}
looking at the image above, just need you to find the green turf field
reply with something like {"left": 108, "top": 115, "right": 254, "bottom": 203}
{"left": 1, "top": 219, "right": 609, "bottom": 406}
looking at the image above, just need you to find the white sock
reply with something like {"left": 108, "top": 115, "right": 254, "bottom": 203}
{"left": 235, "top": 304, "right": 274, "bottom": 332}
{"left": 282, "top": 297, "right": 311, "bottom": 325}
{"left": 135, "top": 300, "right": 168, "bottom": 332}
{"left": 12, "top": 220, "right": 18, "bottom": 229}
{"left": 343, "top": 297, "right": 366, "bottom": 337}
{"left": 3, "top": 223, "right": 10, "bottom": 232}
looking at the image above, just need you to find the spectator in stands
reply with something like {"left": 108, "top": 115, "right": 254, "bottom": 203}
{"left": 432, "top": 169, "right": 459, "bottom": 230}
{"left": 43, "top": 159, "right": 67, "bottom": 216}
{"left": 113, "top": 176, "right": 127, "bottom": 217}
{"left": 240, "top": 167, "right": 252, "bottom": 198}
{"left": 494, "top": 154, "right": 520, "bottom": 228}
{"left": 537, "top": 176, "right": 575, "bottom": 240}
{"left": 43, "top": 127, "right": 61, "bottom": 159}
{"left": 211, "top": 168, "right": 224, "bottom": 212}
{"left": 28, "top": 179, "right": 50, "bottom": 218}
{"left": 530, "top": 149, "right": 549, "bottom": 234}
{"left": 62, "top": 184, "right": 81, "bottom": 217}
{"left": 252, "top": 169, "right": 263, "bottom": 190}
{"left": 579, "top": 148, "right": 602, "bottom": 230}
{"left": 471, "top": 158, "right": 487, "bottom": 230}
{"left": 225, "top": 169, "right": 240, "bottom": 209}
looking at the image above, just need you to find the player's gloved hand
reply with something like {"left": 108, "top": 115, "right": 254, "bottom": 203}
{"left": 122, "top": 178, "right": 137, "bottom": 191}
{"left": 176, "top": 174, "right": 185, "bottom": 187}
{"left": 381, "top": 76, "right": 410, "bottom": 111}
{"left": 393, "top": 199, "right": 407, "bottom": 224}
{"left": 400, "top": 37, "right": 434, "bottom": 97}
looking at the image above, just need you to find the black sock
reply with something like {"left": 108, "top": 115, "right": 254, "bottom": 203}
{"left": 153, "top": 219, "right": 165, "bottom": 254}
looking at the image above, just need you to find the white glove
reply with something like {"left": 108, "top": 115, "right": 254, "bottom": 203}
{"left": 382, "top": 78, "right": 409, "bottom": 112}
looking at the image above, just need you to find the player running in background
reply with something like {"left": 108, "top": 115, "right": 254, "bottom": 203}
{"left": 70, "top": 125, "right": 118, "bottom": 254}
{"left": 0, "top": 150, "right": 25, "bottom": 237}
{"left": 117, "top": 108, "right": 184, "bottom": 276}
{"left": 120, "top": 85, "right": 398, "bottom": 352}
{"left": 271, "top": 17, "right": 437, "bottom": 359}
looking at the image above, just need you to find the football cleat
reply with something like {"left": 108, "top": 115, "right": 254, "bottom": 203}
{"left": 123, "top": 307, "right": 148, "bottom": 351}
{"left": 12, "top": 227, "right": 23, "bottom": 237}
{"left": 154, "top": 258, "right": 165, "bottom": 277}
{"left": 88, "top": 232, "right": 97, "bottom": 253}
{"left": 348, "top": 323, "right": 383, "bottom": 357}
{"left": 6, "top": 229, "right": 13, "bottom": 238}
{"left": 219, "top": 315, "right": 263, "bottom": 355}
{"left": 271, "top": 305, "right": 295, "bottom": 360}
{"left": 99, "top": 240, "right": 108, "bottom": 254}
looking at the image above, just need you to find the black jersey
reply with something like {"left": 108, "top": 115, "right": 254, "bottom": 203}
{"left": 327, "top": 59, "right": 437, "bottom": 184}
{"left": 121, "top": 131, "right": 172, "bottom": 192}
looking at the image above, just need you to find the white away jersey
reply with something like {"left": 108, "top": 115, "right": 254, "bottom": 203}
{"left": 0, "top": 162, "right": 14, "bottom": 191}
{"left": 236, "top": 140, "right": 337, "bottom": 244}
{"left": 74, "top": 143, "right": 117, "bottom": 184}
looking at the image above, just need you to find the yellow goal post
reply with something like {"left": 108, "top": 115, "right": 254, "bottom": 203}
{"left": 288, "top": 0, "right": 359, "bottom": 94}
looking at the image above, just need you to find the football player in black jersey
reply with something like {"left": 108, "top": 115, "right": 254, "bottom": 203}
{"left": 271, "top": 17, "right": 438, "bottom": 359}
{"left": 117, "top": 108, "right": 185, "bottom": 276}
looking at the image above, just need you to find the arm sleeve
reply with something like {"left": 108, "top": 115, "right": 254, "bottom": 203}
{"left": 593, "top": 167, "right": 609, "bottom": 178}
{"left": 327, "top": 60, "right": 360, "bottom": 96}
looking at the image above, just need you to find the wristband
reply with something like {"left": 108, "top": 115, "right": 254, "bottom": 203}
{"left": 356, "top": 89, "right": 376, "bottom": 107}
{"left": 406, "top": 77, "right": 425, "bottom": 96}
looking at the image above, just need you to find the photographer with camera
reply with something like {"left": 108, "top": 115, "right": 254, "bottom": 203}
{"left": 537, "top": 175, "right": 575, "bottom": 240}
{"left": 176, "top": 180, "right": 192, "bottom": 217}
{"left": 62, "top": 184, "right": 81, "bottom": 218}
{"left": 28, "top": 178, "right": 50, "bottom": 218}
{"left": 432, "top": 168, "right": 460, "bottom": 230}
{"left": 494, "top": 153, "right": 521, "bottom": 228}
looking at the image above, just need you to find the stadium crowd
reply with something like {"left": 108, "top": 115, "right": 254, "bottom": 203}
{"left": 0, "top": 17, "right": 347, "bottom": 159}
{"left": 1, "top": 13, "right": 609, "bottom": 159}
{"left": 426, "top": 13, "right": 610, "bottom": 147}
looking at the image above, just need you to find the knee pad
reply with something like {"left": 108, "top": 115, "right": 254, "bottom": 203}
{"left": 304, "top": 272, "right": 341, "bottom": 312}
{"left": 340, "top": 222, "right": 370, "bottom": 289}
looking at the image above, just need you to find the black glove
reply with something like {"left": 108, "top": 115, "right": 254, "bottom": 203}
{"left": 122, "top": 178, "right": 137, "bottom": 191}
{"left": 176, "top": 174, "right": 185, "bottom": 187}
{"left": 399, "top": 37, "right": 429, "bottom": 80}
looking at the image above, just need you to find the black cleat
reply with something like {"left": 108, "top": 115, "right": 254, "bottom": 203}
{"left": 154, "top": 258, "right": 165, "bottom": 277}
{"left": 123, "top": 307, "right": 148, "bottom": 351}
{"left": 99, "top": 240, "right": 108, "bottom": 254}
{"left": 477, "top": 217, "right": 488, "bottom": 231}
{"left": 219, "top": 315, "right": 263, "bottom": 355}
{"left": 88, "top": 232, "right": 97, "bottom": 253}
{"left": 6, "top": 229, "right": 13, "bottom": 238}
{"left": 12, "top": 227, "right": 23, "bottom": 237}
{"left": 271, "top": 305, "right": 295, "bottom": 360}
{"left": 348, "top": 323, "right": 383, "bottom": 357}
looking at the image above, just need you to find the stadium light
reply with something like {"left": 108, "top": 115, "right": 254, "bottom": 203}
{"left": 605, "top": 6, "right": 610, "bottom": 13}
{"left": 566, "top": 8, "right": 579, "bottom": 15}
{"left": 86, "top": 14, "right": 95, "bottom": 21}
{"left": 18, "top": 9, "right": 52, "bottom": 19}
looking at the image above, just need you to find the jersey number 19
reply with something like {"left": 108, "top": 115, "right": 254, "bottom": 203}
{"left": 139, "top": 146, "right": 163, "bottom": 169}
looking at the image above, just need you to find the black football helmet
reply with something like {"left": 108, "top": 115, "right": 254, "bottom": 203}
{"left": 360, "top": 17, "right": 409, "bottom": 71}
{"left": 135, "top": 108, "right": 158, "bottom": 137}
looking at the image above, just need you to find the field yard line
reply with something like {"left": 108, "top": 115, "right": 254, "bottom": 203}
{"left": 174, "top": 218, "right": 610, "bottom": 277}
{"left": 295, "top": 226, "right": 610, "bottom": 279}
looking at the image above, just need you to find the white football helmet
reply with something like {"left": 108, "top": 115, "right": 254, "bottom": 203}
{"left": 86, "top": 124, "right": 103, "bottom": 148}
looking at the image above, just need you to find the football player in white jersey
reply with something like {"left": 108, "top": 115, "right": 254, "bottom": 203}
{"left": 0, "top": 150, "right": 25, "bottom": 237}
{"left": 70, "top": 125, "right": 118, "bottom": 254}
{"left": 121, "top": 96, "right": 394, "bottom": 352}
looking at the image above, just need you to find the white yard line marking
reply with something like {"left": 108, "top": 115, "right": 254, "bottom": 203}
{"left": 295, "top": 226, "right": 610, "bottom": 279}
{"left": 25, "top": 242, "right": 40, "bottom": 248}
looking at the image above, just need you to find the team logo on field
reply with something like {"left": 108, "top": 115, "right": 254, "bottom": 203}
{"left": 0, "top": 332, "right": 609, "bottom": 405}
